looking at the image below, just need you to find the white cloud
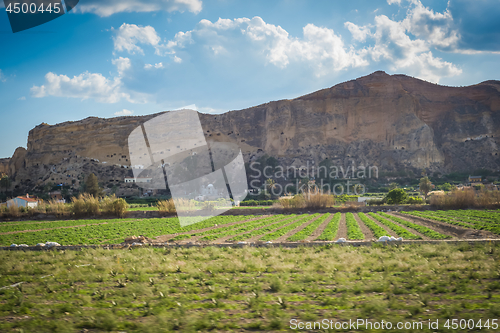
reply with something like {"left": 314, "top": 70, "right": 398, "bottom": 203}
{"left": 387, "top": 0, "right": 401, "bottom": 5}
{"left": 344, "top": 22, "right": 372, "bottom": 42}
{"left": 173, "top": 56, "right": 182, "bottom": 63}
{"left": 0, "top": 69, "right": 6, "bottom": 82}
{"left": 115, "top": 109, "right": 134, "bottom": 116}
{"left": 163, "top": 16, "right": 369, "bottom": 77}
{"left": 30, "top": 71, "right": 145, "bottom": 103}
{"left": 113, "top": 23, "right": 161, "bottom": 55}
{"left": 344, "top": 1, "right": 462, "bottom": 83}
{"left": 112, "top": 57, "right": 131, "bottom": 75}
{"left": 176, "top": 104, "right": 224, "bottom": 114}
{"left": 17, "top": 96, "right": 26, "bottom": 101}
{"left": 144, "top": 62, "right": 165, "bottom": 69}
{"left": 74, "top": 0, "right": 202, "bottom": 17}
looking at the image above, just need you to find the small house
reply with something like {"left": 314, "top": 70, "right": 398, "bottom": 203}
{"left": 468, "top": 176, "right": 482, "bottom": 184}
{"left": 7, "top": 195, "right": 38, "bottom": 208}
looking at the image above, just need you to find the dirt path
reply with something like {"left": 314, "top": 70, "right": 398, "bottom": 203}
{"left": 352, "top": 213, "right": 375, "bottom": 241}
{"left": 156, "top": 215, "right": 269, "bottom": 243}
{"left": 334, "top": 214, "right": 347, "bottom": 241}
{"left": 392, "top": 212, "right": 498, "bottom": 239}
{"left": 274, "top": 214, "right": 323, "bottom": 242}
{"left": 306, "top": 214, "right": 333, "bottom": 241}
{"left": 212, "top": 215, "right": 296, "bottom": 244}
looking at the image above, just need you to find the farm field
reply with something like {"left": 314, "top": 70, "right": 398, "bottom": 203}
{"left": 1, "top": 210, "right": 500, "bottom": 247}
{"left": 1, "top": 244, "right": 500, "bottom": 332}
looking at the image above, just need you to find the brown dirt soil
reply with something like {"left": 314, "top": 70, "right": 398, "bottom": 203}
{"left": 334, "top": 213, "right": 347, "bottom": 241}
{"left": 153, "top": 215, "right": 269, "bottom": 243}
{"left": 352, "top": 213, "right": 375, "bottom": 241}
{"left": 306, "top": 213, "right": 333, "bottom": 241}
{"left": 274, "top": 213, "right": 323, "bottom": 242}
{"left": 392, "top": 212, "right": 498, "bottom": 239}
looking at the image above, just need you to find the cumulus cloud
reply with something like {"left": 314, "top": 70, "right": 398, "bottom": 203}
{"left": 387, "top": 0, "right": 401, "bottom": 5}
{"left": 345, "top": 1, "right": 462, "bottom": 82}
{"left": 30, "top": 72, "right": 145, "bottom": 103}
{"left": 344, "top": 22, "right": 372, "bottom": 42}
{"left": 144, "top": 62, "right": 165, "bottom": 69}
{"left": 115, "top": 109, "right": 134, "bottom": 116}
{"left": 74, "top": 0, "right": 202, "bottom": 17}
{"left": 0, "top": 69, "right": 6, "bottom": 82}
{"left": 162, "top": 16, "right": 369, "bottom": 76}
{"left": 113, "top": 23, "right": 162, "bottom": 55}
{"left": 112, "top": 57, "right": 132, "bottom": 75}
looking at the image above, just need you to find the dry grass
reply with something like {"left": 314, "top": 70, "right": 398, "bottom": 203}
{"left": 43, "top": 199, "right": 70, "bottom": 217}
{"left": 100, "top": 195, "right": 129, "bottom": 218}
{"left": 157, "top": 199, "right": 176, "bottom": 213}
{"left": 71, "top": 193, "right": 101, "bottom": 216}
{"left": 278, "top": 193, "right": 334, "bottom": 209}
{"left": 430, "top": 188, "right": 500, "bottom": 209}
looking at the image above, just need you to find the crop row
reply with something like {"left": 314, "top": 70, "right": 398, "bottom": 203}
{"left": 171, "top": 215, "right": 264, "bottom": 241}
{"left": 404, "top": 211, "right": 500, "bottom": 235}
{"left": 316, "top": 213, "right": 341, "bottom": 241}
{"left": 287, "top": 213, "right": 331, "bottom": 241}
{"left": 367, "top": 213, "right": 420, "bottom": 239}
{"left": 433, "top": 210, "right": 500, "bottom": 225}
{"left": 345, "top": 213, "right": 364, "bottom": 240}
{"left": 0, "top": 215, "right": 252, "bottom": 246}
{"left": 259, "top": 214, "right": 320, "bottom": 242}
{"left": 198, "top": 215, "right": 289, "bottom": 242}
{"left": 227, "top": 215, "right": 300, "bottom": 242}
{"left": 377, "top": 212, "right": 450, "bottom": 239}
{"left": 357, "top": 213, "right": 388, "bottom": 238}
{"left": 0, "top": 218, "right": 136, "bottom": 233}
{"left": 402, "top": 211, "right": 474, "bottom": 228}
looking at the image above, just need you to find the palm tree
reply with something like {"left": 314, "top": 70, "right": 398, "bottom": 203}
{"left": 265, "top": 178, "right": 276, "bottom": 198}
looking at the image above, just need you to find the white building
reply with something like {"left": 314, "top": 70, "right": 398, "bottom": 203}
{"left": 124, "top": 177, "right": 152, "bottom": 183}
{"left": 7, "top": 195, "right": 38, "bottom": 208}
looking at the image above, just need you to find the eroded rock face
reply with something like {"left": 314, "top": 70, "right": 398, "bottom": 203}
{"left": 0, "top": 158, "right": 9, "bottom": 175}
{"left": 6, "top": 71, "right": 500, "bottom": 191}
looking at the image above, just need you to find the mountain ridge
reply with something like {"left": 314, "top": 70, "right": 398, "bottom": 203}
{"left": 3, "top": 71, "right": 500, "bottom": 193}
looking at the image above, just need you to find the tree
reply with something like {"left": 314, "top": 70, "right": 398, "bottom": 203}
{"left": 0, "top": 175, "right": 11, "bottom": 192}
{"left": 385, "top": 188, "right": 408, "bottom": 205}
{"left": 419, "top": 176, "right": 432, "bottom": 199}
{"left": 85, "top": 173, "right": 103, "bottom": 197}
{"left": 265, "top": 178, "right": 277, "bottom": 199}
{"left": 389, "top": 182, "right": 399, "bottom": 190}
{"left": 438, "top": 183, "right": 453, "bottom": 191}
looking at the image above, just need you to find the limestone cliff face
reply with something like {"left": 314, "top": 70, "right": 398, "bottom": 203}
{"left": 0, "top": 158, "right": 9, "bottom": 175}
{"left": 7, "top": 71, "right": 500, "bottom": 189}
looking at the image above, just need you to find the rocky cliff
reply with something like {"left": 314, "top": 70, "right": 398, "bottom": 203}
{"left": 6, "top": 71, "right": 500, "bottom": 191}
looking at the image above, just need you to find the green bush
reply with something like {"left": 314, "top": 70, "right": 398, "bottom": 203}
{"left": 406, "top": 196, "right": 424, "bottom": 205}
{"left": 367, "top": 198, "right": 385, "bottom": 206}
{"left": 384, "top": 188, "right": 408, "bottom": 205}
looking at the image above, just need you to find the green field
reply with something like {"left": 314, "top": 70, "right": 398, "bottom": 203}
{"left": 1, "top": 244, "right": 500, "bottom": 332}
{"left": 8, "top": 209, "right": 500, "bottom": 246}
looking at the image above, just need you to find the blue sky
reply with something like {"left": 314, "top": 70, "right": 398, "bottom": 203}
{"left": 0, "top": 0, "right": 499, "bottom": 158}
